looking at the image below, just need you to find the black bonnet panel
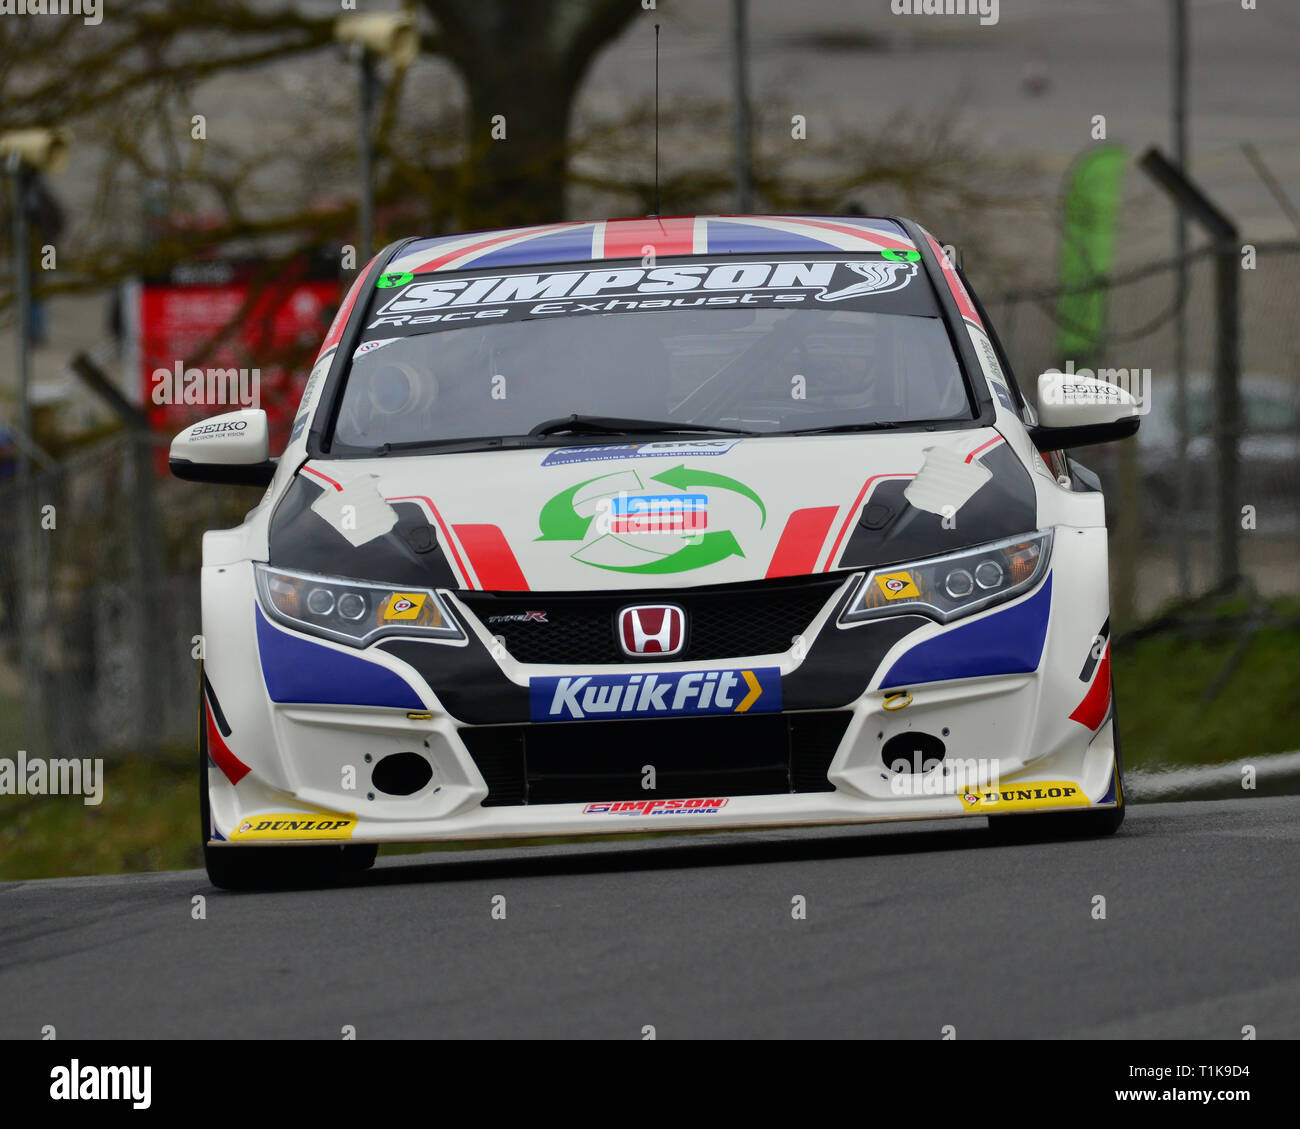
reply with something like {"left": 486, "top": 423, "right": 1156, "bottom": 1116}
{"left": 267, "top": 474, "right": 460, "bottom": 588}
{"left": 838, "top": 442, "right": 1038, "bottom": 569}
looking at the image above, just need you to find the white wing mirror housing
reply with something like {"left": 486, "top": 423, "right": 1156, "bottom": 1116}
{"left": 169, "top": 409, "right": 277, "bottom": 485}
{"left": 1030, "top": 372, "right": 1141, "bottom": 451}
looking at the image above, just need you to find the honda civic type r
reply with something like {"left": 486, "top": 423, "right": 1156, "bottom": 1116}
{"left": 170, "top": 214, "right": 1140, "bottom": 889}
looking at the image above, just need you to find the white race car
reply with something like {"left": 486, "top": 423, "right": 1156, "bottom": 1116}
{"left": 170, "top": 214, "right": 1139, "bottom": 889}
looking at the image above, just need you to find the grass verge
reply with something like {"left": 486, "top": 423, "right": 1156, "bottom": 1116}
{"left": 1, "top": 757, "right": 200, "bottom": 881}
{"left": 1112, "top": 596, "right": 1300, "bottom": 770}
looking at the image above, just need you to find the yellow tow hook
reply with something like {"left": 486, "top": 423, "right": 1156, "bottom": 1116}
{"left": 882, "top": 690, "right": 913, "bottom": 711}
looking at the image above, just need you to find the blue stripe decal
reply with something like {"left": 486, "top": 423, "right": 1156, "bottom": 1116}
{"left": 1097, "top": 766, "right": 1117, "bottom": 806}
{"left": 705, "top": 219, "right": 841, "bottom": 254}
{"left": 468, "top": 225, "right": 598, "bottom": 268}
{"left": 254, "top": 607, "right": 424, "bottom": 709}
{"left": 880, "top": 574, "right": 1053, "bottom": 688}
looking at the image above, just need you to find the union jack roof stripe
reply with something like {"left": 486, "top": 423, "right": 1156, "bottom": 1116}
{"left": 385, "top": 215, "right": 916, "bottom": 277}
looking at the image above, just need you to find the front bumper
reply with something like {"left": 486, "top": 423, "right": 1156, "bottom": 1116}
{"left": 202, "top": 528, "right": 1120, "bottom": 847}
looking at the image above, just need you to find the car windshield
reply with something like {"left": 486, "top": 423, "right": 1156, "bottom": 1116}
{"left": 330, "top": 256, "right": 973, "bottom": 452}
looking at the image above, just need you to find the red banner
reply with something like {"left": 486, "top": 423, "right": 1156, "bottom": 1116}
{"left": 136, "top": 258, "right": 340, "bottom": 463}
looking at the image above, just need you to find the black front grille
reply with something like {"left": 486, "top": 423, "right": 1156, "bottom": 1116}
{"left": 459, "top": 711, "right": 851, "bottom": 806}
{"left": 456, "top": 574, "right": 847, "bottom": 665}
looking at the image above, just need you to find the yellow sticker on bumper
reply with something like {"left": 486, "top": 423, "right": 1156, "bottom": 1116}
{"left": 230, "top": 813, "right": 357, "bottom": 840}
{"left": 959, "top": 780, "right": 1089, "bottom": 812}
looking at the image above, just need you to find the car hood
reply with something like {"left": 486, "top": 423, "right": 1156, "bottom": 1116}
{"left": 270, "top": 430, "right": 1039, "bottom": 593}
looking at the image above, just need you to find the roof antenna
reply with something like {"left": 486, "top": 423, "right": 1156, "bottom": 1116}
{"left": 652, "top": 22, "right": 660, "bottom": 217}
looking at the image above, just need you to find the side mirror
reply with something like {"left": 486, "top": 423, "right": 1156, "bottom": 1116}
{"left": 169, "top": 409, "right": 277, "bottom": 486}
{"left": 1028, "top": 371, "right": 1141, "bottom": 451}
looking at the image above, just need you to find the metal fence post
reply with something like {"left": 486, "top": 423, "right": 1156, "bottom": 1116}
{"left": 9, "top": 157, "right": 49, "bottom": 753}
{"left": 1214, "top": 245, "right": 1241, "bottom": 586}
{"left": 1138, "top": 147, "right": 1242, "bottom": 590}
{"left": 67, "top": 353, "right": 164, "bottom": 752}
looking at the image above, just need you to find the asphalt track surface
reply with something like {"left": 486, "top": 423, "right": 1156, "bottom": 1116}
{"left": 2, "top": 797, "right": 1296, "bottom": 1039}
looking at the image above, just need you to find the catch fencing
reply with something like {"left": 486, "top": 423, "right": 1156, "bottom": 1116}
{"left": 984, "top": 239, "right": 1300, "bottom": 620}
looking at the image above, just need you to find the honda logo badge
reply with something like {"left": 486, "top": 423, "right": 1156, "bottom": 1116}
{"left": 617, "top": 605, "right": 687, "bottom": 658}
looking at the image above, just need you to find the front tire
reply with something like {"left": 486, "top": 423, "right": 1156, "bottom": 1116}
{"left": 198, "top": 668, "right": 377, "bottom": 890}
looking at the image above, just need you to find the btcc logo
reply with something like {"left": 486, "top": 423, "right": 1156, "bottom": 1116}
{"left": 529, "top": 668, "right": 780, "bottom": 722}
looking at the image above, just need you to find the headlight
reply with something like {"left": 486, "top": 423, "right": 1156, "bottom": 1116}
{"left": 254, "top": 564, "right": 464, "bottom": 647}
{"left": 838, "top": 530, "right": 1052, "bottom": 626}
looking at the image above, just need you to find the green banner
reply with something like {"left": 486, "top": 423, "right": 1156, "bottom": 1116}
{"left": 1057, "top": 144, "right": 1128, "bottom": 363}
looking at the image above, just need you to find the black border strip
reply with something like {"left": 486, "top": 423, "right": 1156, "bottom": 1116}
{"left": 201, "top": 670, "right": 232, "bottom": 738}
{"left": 1079, "top": 616, "right": 1111, "bottom": 682}
{"left": 891, "top": 215, "right": 996, "bottom": 426}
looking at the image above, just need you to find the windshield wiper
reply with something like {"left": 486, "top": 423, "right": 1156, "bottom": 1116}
{"left": 528, "top": 414, "right": 754, "bottom": 438}
{"left": 785, "top": 420, "right": 911, "bottom": 435}
{"left": 366, "top": 435, "right": 533, "bottom": 455}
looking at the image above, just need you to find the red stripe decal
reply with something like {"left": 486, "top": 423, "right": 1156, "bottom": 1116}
{"left": 411, "top": 223, "right": 585, "bottom": 274}
{"left": 602, "top": 217, "right": 696, "bottom": 260}
{"left": 317, "top": 258, "right": 378, "bottom": 357}
{"left": 387, "top": 495, "right": 474, "bottom": 587}
{"left": 965, "top": 435, "right": 1004, "bottom": 464}
{"left": 823, "top": 472, "right": 915, "bottom": 571}
{"left": 1069, "top": 646, "right": 1112, "bottom": 731}
{"left": 766, "top": 507, "right": 840, "bottom": 578}
{"left": 301, "top": 464, "right": 343, "bottom": 492}
{"left": 452, "top": 524, "right": 529, "bottom": 591}
{"left": 923, "top": 232, "right": 983, "bottom": 327}
{"left": 206, "top": 702, "right": 250, "bottom": 787}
